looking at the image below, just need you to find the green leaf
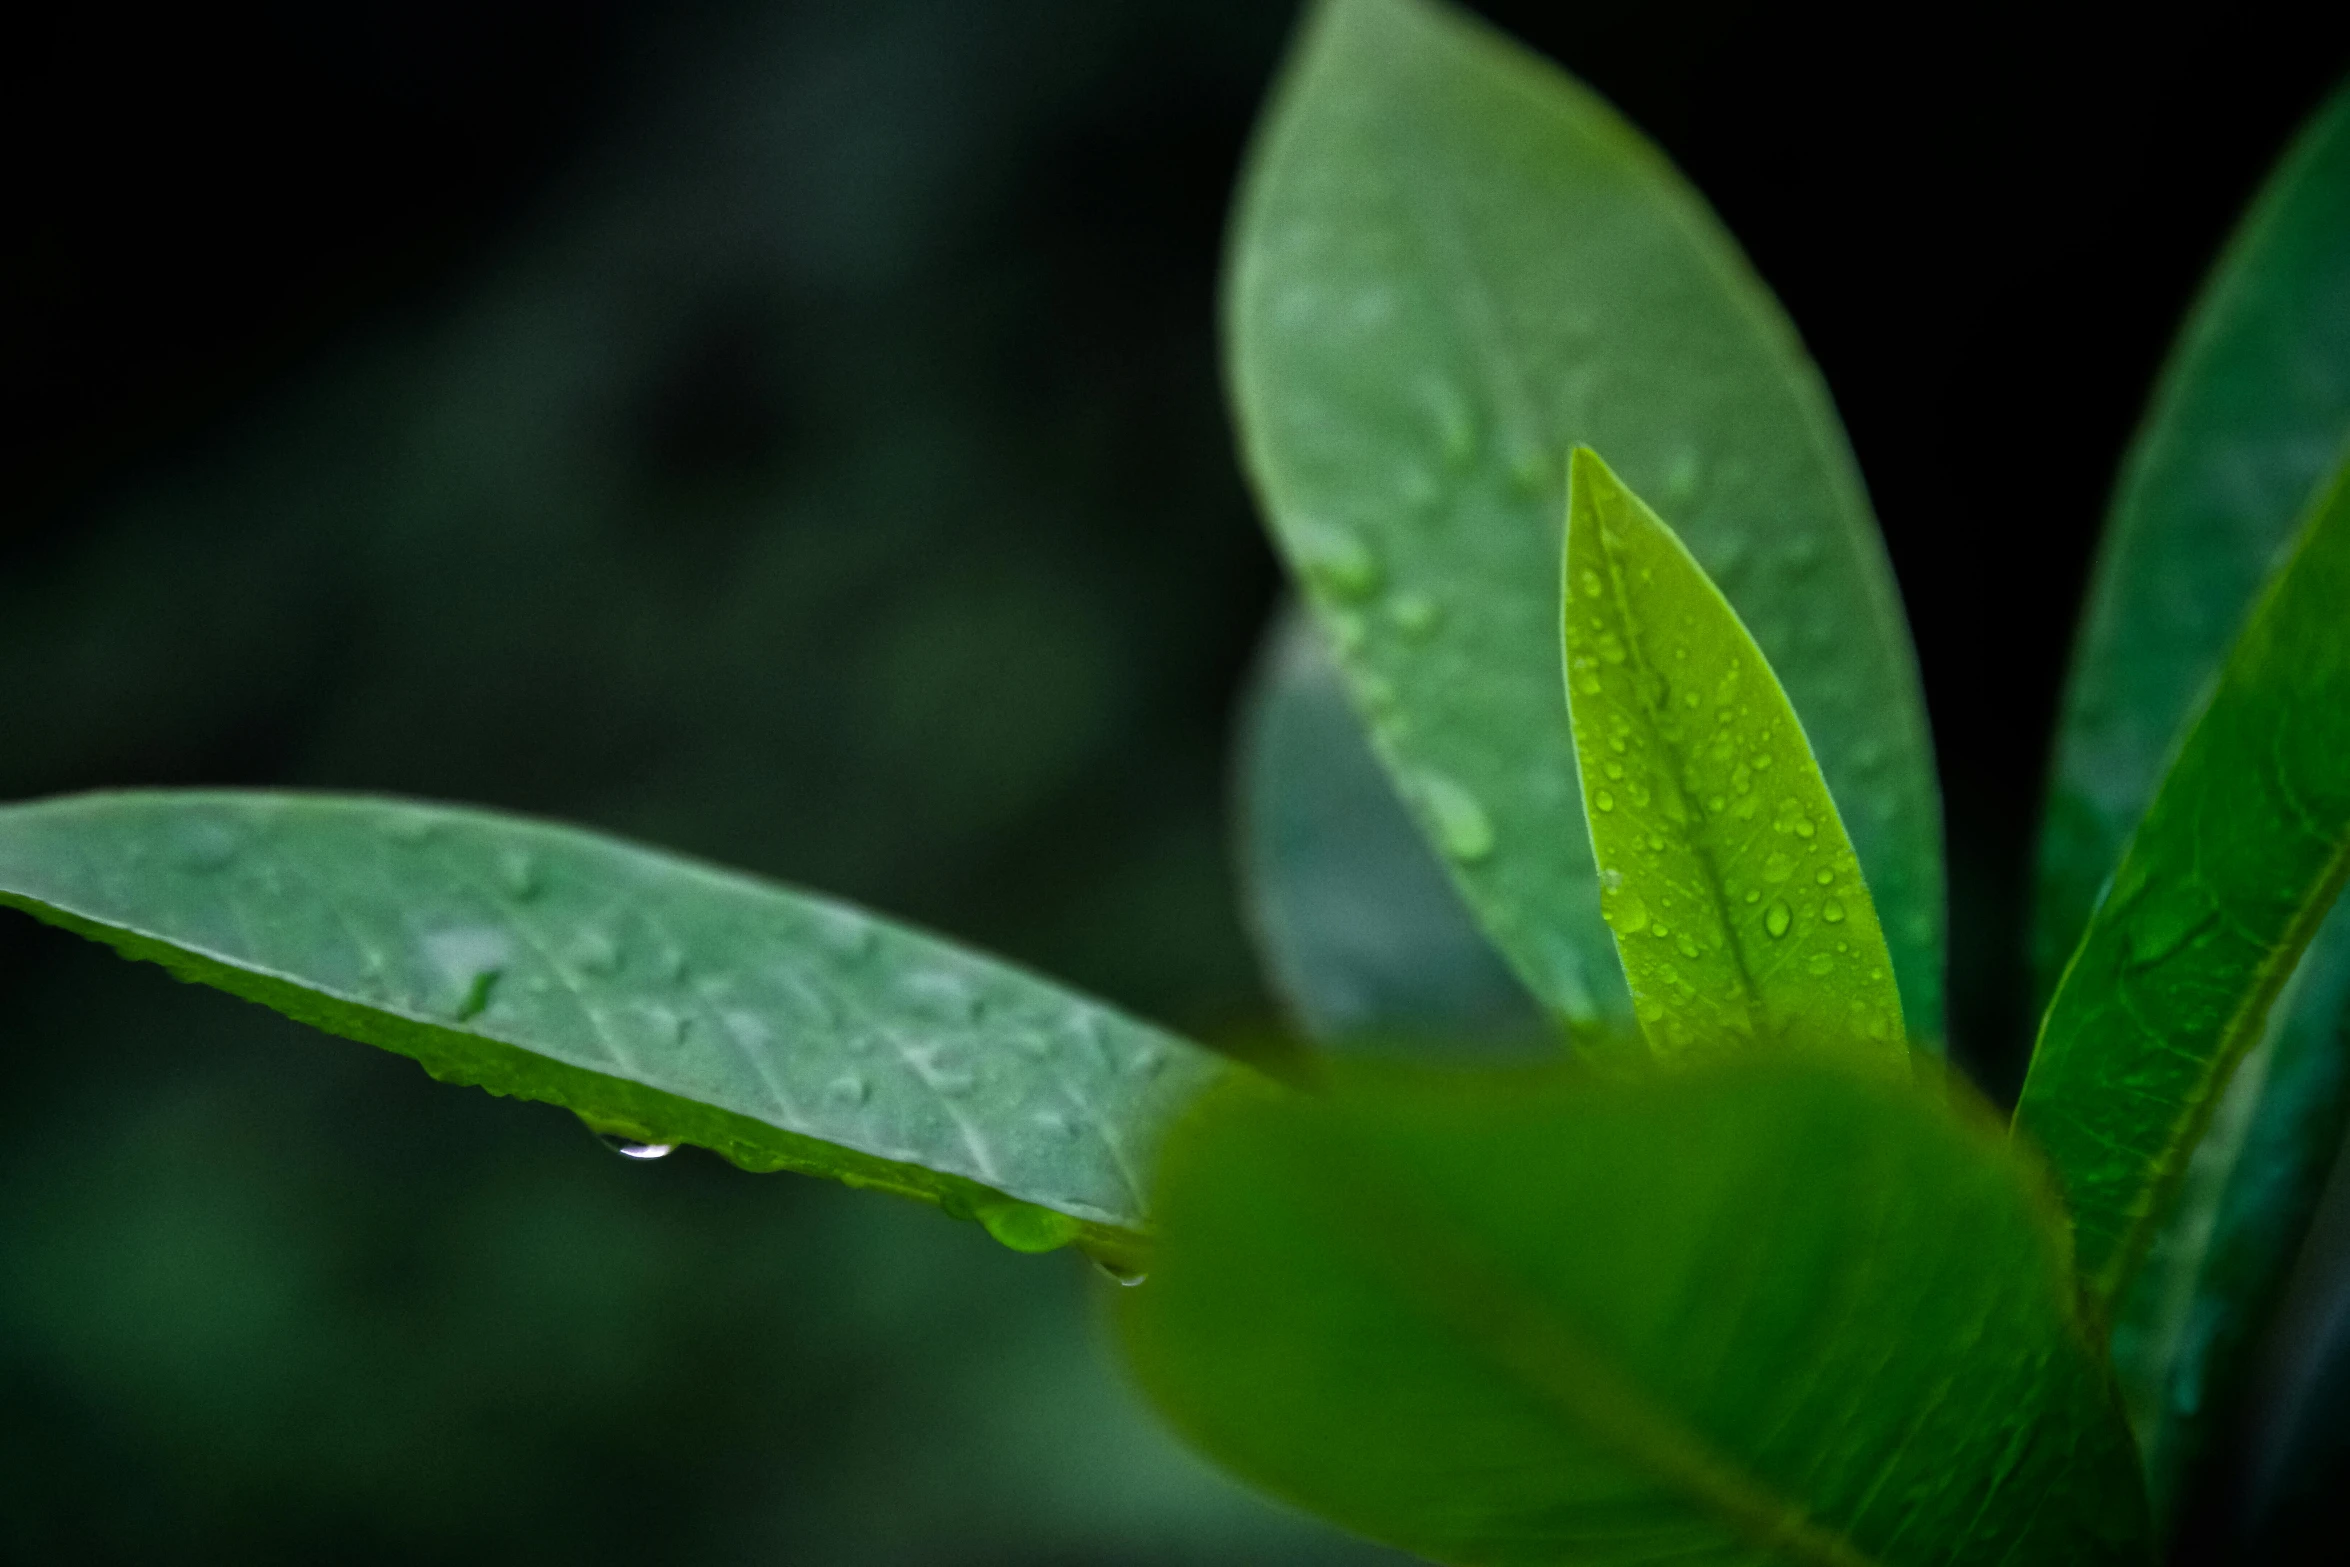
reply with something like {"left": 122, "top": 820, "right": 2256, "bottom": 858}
{"left": 1119, "top": 1054, "right": 2151, "bottom": 1567}
{"left": 1226, "top": 0, "right": 1944, "bottom": 1045}
{"left": 2028, "top": 77, "right": 2350, "bottom": 1516}
{"left": 1238, "top": 602, "right": 1547, "bottom": 1051}
{"left": 1563, "top": 449, "right": 1904, "bottom": 1060}
{"left": 2015, "top": 452, "right": 2350, "bottom": 1323}
{"left": 0, "top": 790, "right": 1235, "bottom": 1268}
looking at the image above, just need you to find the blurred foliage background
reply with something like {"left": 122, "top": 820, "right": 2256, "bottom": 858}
{"left": 4, "top": 0, "right": 2348, "bottom": 1560}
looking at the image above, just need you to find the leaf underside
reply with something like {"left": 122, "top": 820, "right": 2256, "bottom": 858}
{"left": 1120, "top": 1056, "right": 2150, "bottom": 1567}
{"left": 1237, "top": 604, "right": 1546, "bottom": 1052}
{"left": 1227, "top": 0, "right": 1944, "bottom": 1045}
{"left": 0, "top": 791, "right": 1233, "bottom": 1266}
{"left": 1563, "top": 449, "right": 1904, "bottom": 1061}
{"left": 2017, "top": 453, "right": 2350, "bottom": 1325}
{"left": 2027, "top": 75, "right": 2350, "bottom": 1517}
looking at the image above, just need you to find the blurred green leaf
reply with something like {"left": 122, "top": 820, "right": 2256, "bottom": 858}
{"left": 1120, "top": 1055, "right": 2150, "bottom": 1566}
{"left": 1237, "top": 603, "right": 1545, "bottom": 1051}
{"left": 1564, "top": 449, "right": 1904, "bottom": 1060}
{"left": 0, "top": 791, "right": 1238, "bottom": 1267}
{"left": 2016, "top": 453, "right": 2350, "bottom": 1326}
{"left": 2029, "top": 77, "right": 2350, "bottom": 1518}
{"left": 1226, "top": 0, "right": 1943, "bottom": 1044}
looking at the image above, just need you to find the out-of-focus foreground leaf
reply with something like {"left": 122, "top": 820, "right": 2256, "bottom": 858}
{"left": 1226, "top": 0, "right": 1943, "bottom": 1044}
{"left": 1563, "top": 449, "right": 1904, "bottom": 1060}
{"left": 2017, "top": 453, "right": 2350, "bottom": 1335}
{"left": 0, "top": 792, "right": 1233, "bottom": 1267}
{"left": 1120, "top": 1055, "right": 2150, "bottom": 1567}
{"left": 1238, "top": 604, "right": 1545, "bottom": 1050}
{"left": 2028, "top": 79, "right": 2350, "bottom": 1518}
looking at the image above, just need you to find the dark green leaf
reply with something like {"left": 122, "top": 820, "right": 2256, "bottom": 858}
{"left": 0, "top": 791, "right": 1237, "bottom": 1267}
{"left": 1238, "top": 602, "right": 1546, "bottom": 1051}
{"left": 2029, "top": 78, "right": 2350, "bottom": 1516}
{"left": 2016, "top": 453, "right": 2350, "bottom": 1325}
{"left": 1564, "top": 449, "right": 1904, "bottom": 1059}
{"left": 1120, "top": 1055, "right": 2150, "bottom": 1567}
{"left": 1227, "top": 0, "right": 1943, "bottom": 1043}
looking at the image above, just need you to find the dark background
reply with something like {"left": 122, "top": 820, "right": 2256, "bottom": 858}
{"left": 5, "top": 0, "right": 2348, "bottom": 1560}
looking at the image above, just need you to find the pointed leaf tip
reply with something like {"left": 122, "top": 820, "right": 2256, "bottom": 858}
{"left": 1562, "top": 450, "right": 1906, "bottom": 1061}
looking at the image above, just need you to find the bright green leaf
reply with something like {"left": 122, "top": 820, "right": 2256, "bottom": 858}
{"left": 2016, "top": 452, "right": 2350, "bottom": 1326}
{"left": 1227, "top": 0, "right": 1944, "bottom": 1044}
{"left": 1120, "top": 1055, "right": 2151, "bottom": 1567}
{"left": 0, "top": 791, "right": 1236, "bottom": 1269}
{"left": 1237, "top": 602, "right": 1546, "bottom": 1051}
{"left": 1563, "top": 449, "right": 1904, "bottom": 1060}
{"left": 2029, "top": 77, "right": 2350, "bottom": 1517}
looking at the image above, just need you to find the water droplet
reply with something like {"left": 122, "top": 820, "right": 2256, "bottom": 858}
{"left": 597, "top": 1133, "right": 675, "bottom": 1160}
{"left": 1822, "top": 899, "right": 1847, "bottom": 924}
{"left": 1604, "top": 887, "right": 1650, "bottom": 936}
{"left": 978, "top": 1197, "right": 1083, "bottom": 1255}
{"left": 1765, "top": 900, "right": 1792, "bottom": 939}
{"left": 1093, "top": 1259, "right": 1149, "bottom": 1287}
{"left": 1744, "top": 889, "right": 1761, "bottom": 904}
{"left": 1418, "top": 773, "right": 1495, "bottom": 863}
{"left": 1675, "top": 935, "right": 1700, "bottom": 959}
{"left": 1644, "top": 832, "right": 1665, "bottom": 852}
{"left": 827, "top": 1073, "right": 870, "bottom": 1107}
{"left": 1032, "top": 1108, "right": 1075, "bottom": 1138}
{"left": 900, "top": 969, "right": 980, "bottom": 1023}
{"left": 813, "top": 906, "right": 878, "bottom": 960}
{"left": 1390, "top": 596, "right": 1442, "bottom": 642}
{"left": 175, "top": 816, "right": 244, "bottom": 872}
{"left": 1295, "top": 520, "right": 1383, "bottom": 602}
{"left": 1815, "top": 868, "right": 1835, "bottom": 886}
{"left": 2126, "top": 887, "right": 2214, "bottom": 970}
{"left": 1578, "top": 567, "right": 1604, "bottom": 600}
{"left": 1594, "top": 789, "right": 1616, "bottom": 812}
{"left": 1595, "top": 630, "right": 1628, "bottom": 665}
{"left": 1706, "top": 794, "right": 1726, "bottom": 813}
{"left": 1127, "top": 1042, "right": 1168, "bottom": 1079}
{"left": 499, "top": 849, "right": 542, "bottom": 900}
{"left": 908, "top": 1045, "right": 976, "bottom": 1096}
{"left": 1806, "top": 952, "right": 1836, "bottom": 976}
{"left": 568, "top": 928, "right": 621, "bottom": 974}
{"left": 1649, "top": 919, "right": 1670, "bottom": 938}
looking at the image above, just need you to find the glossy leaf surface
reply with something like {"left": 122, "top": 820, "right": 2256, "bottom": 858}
{"left": 1227, "top": 0, "right": 1943, "bottom": 1042}
{"left": 2029, "top": 78, "right": 2350, "bottom": 1515}
{"left": 1121, "top": 1056, "right": 2150, "bottom": 1567}
{"left": 2017, "top": 455, "right": 2350, "bottom": 1320}
{"left": 1564, "top": 450, "right": 1903, "bottom": 1060}
{"left": 0, "top": 791, "right": 1232, "bottom": 1264}
{"left": 1238, "top": 603, "right": 1546, "bottom": 1051}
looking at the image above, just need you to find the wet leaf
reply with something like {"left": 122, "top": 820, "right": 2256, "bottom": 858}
{"left": 1564, "top": 449, "right": 1903, "bottom": 1060}
{"left": 1227, "top": 0, "right": 1943, "bottom": 1043}
{"left": 0, "top": 791, "right": 1238, "bottom": 1270}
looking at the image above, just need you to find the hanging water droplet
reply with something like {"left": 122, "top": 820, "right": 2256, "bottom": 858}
{"left": 977, "top": 1196, "right": 1083, "bottom": 1255}
{"left": 1294, "top": 519, "right": 1383, "bottom": 602}
{"left": 1418, "top": 773, "right": 1495, "bottom": 863}
{"left": 1822, "top": 899, "right": 1847, "bottom": 924}
{"left": 1765, "top": 900, "right": 1792, "bottom": 939}
{"left": 1093, "top": 1258, "right": 1149, "bottom": 1287}
{"left": 597, "top": 1133, "right": 675, "bottom": 1160}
